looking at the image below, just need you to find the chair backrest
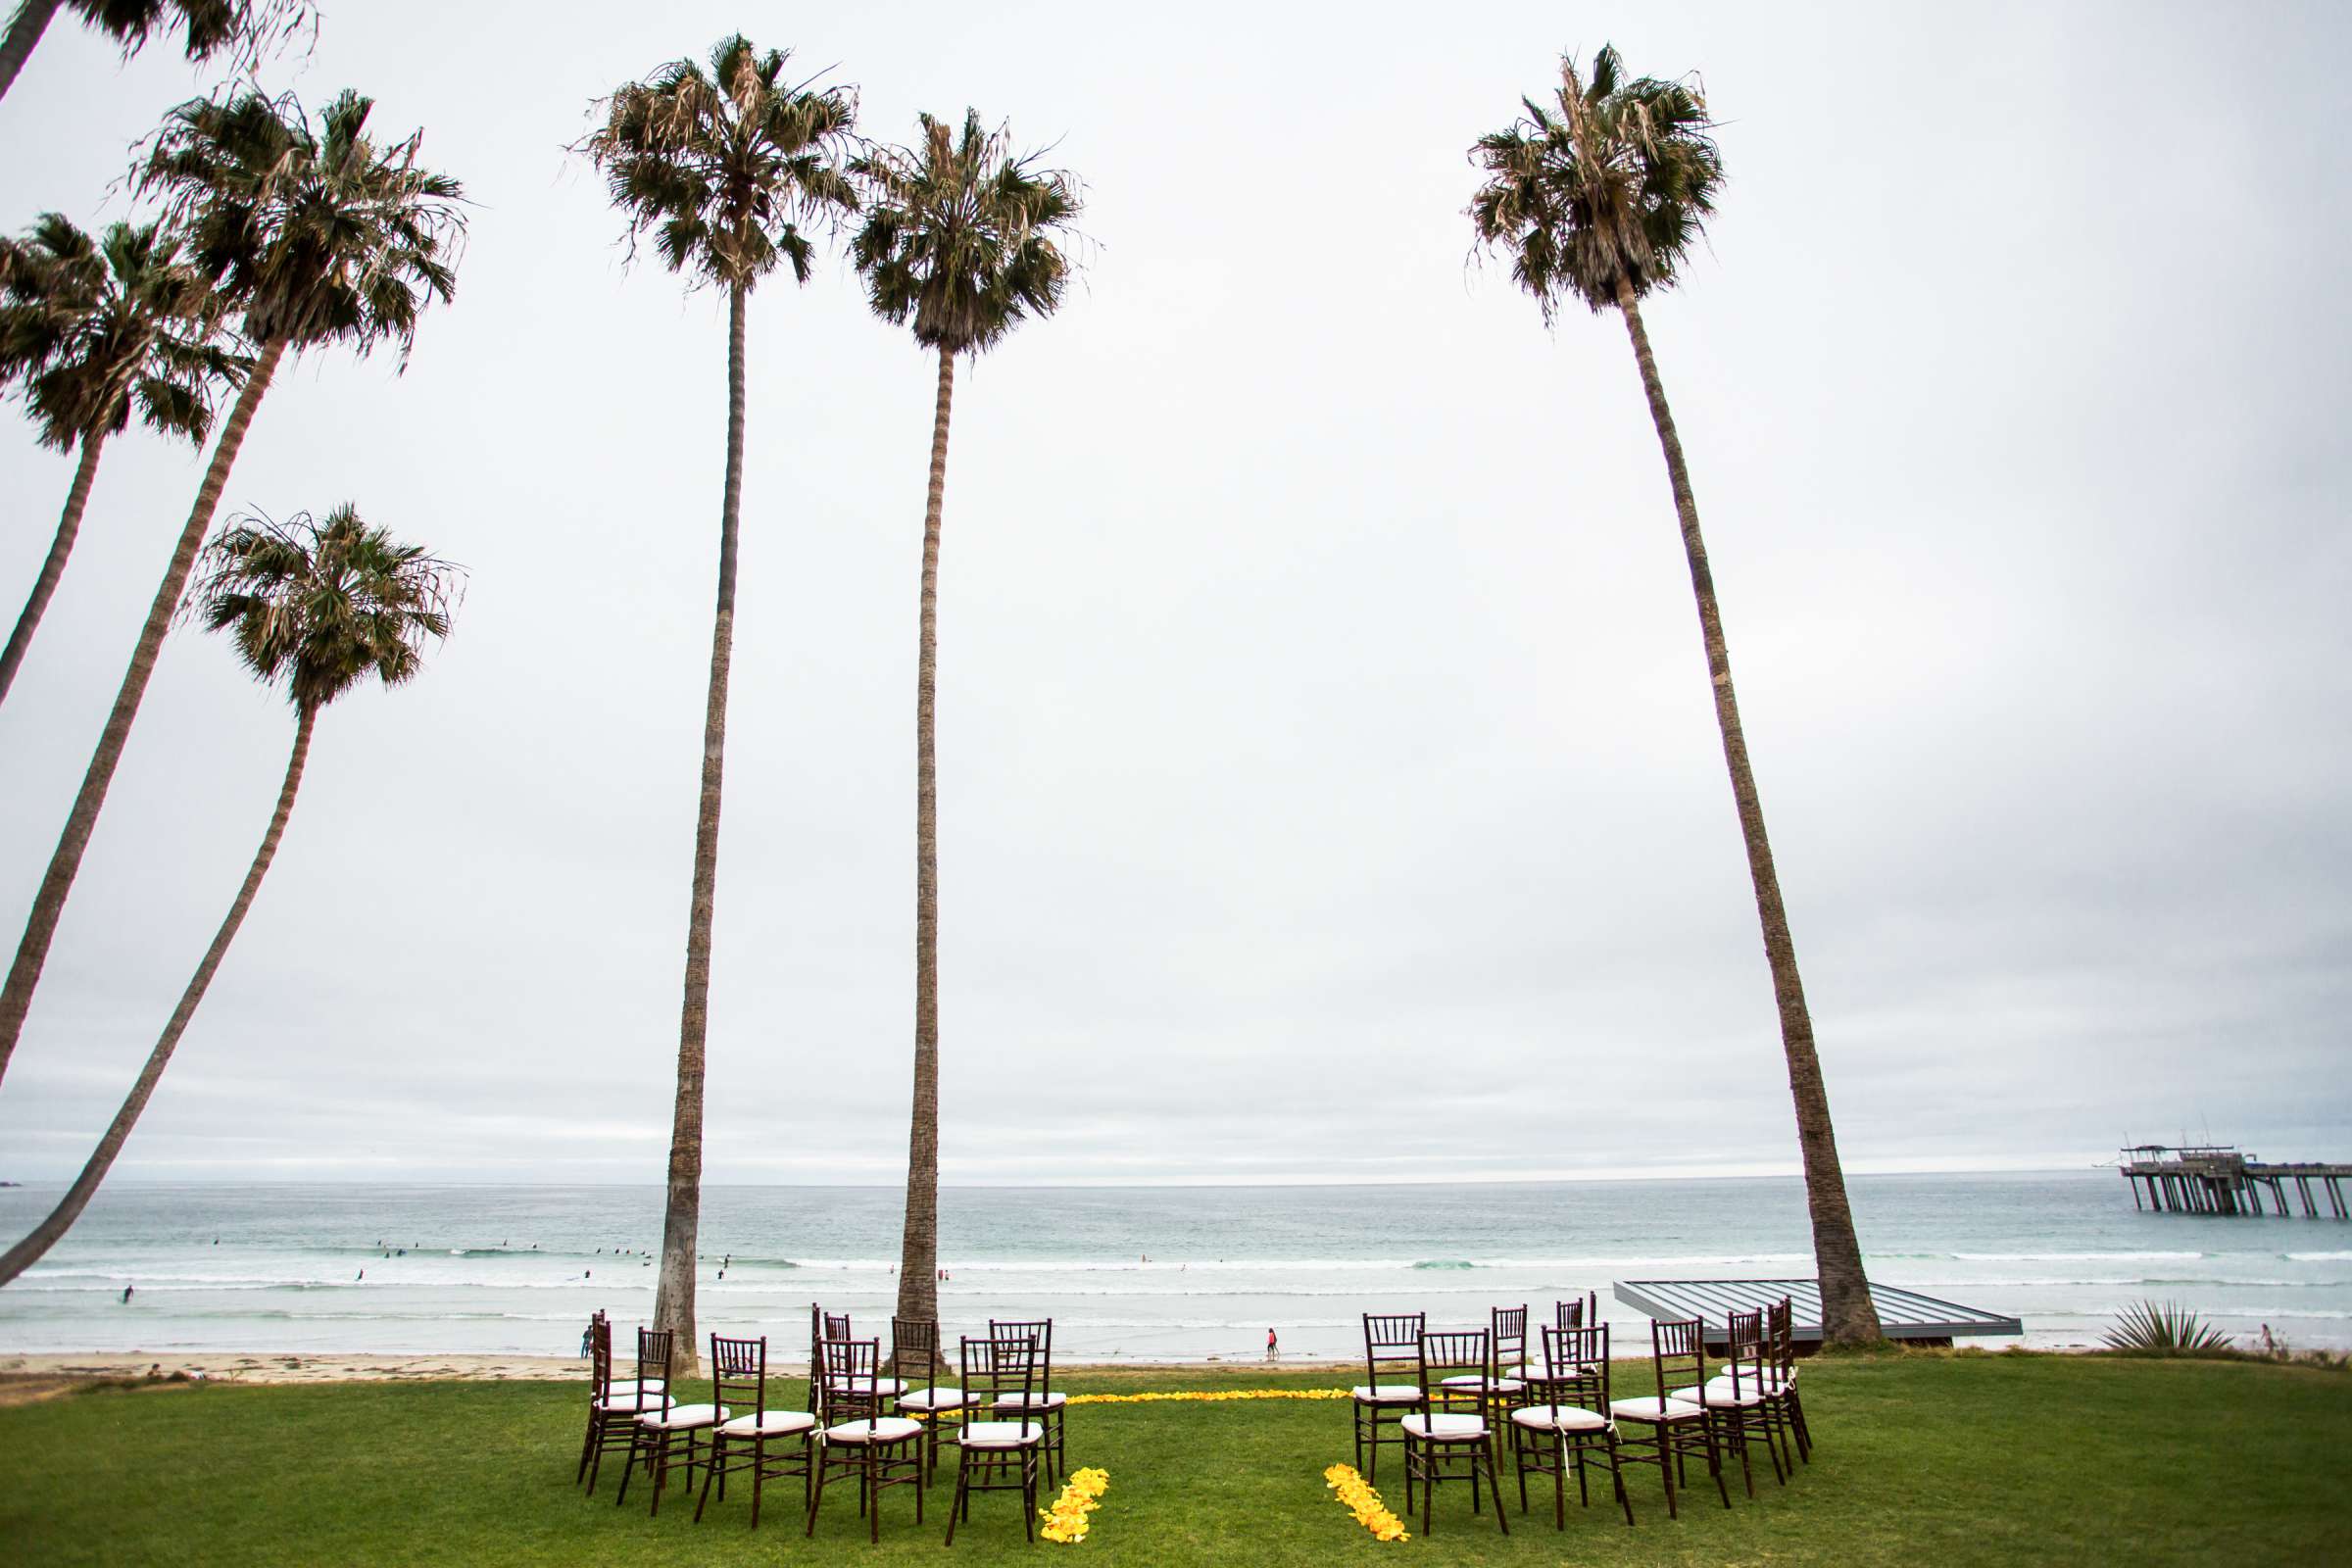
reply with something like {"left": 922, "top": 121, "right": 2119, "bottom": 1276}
{"left": 710, "top": 1334, "right": 767, "bottom": 1417}
{"left": 819, "top": 1337, "right": 885, "bottom": 1428}
{"left": 587, "top": 1315, "right": 613, "bottom": 1396}
{"left": 959, "top": 1333, "right": 1039, "bottom": 1415}
{"left": 1723, "top": 1307, "right": 1767, "bottom": 1399}
{"left": 1492, "top": 1304, "right": 1528, "bottom": 1373}
{"left": 1768, "top": 1296, "right": 1796, "bottom": 1380}
{"left": 1648, "top": 1317, "right": 1706, "bottom": 1407}
{"left": 893, "top": 1316, "right": 942, "bottom": 1395}
{"left": 1418, "top": 1329, "right": 1491, "bottom": 1411}
{"left": 1362, "top": 1312, "right": 1424, "bottom": 1391}
{"left": 636, "top": 1327, "right": 675, "bottom": 1392}
{"left": 1542, "top": 1323, "right": 1610, "bottom": 1409}
{"left": 1556, "top": 1297, "right": 1584, "bottom": 1331}
{"left": 824, "top": 1311, "right": 855, "bottom": 1342}
{"left": 990, "top": 1318, "right": 1054, "bottom": 1395}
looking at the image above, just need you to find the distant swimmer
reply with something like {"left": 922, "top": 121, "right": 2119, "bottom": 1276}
{"left": 122, "top": 1286, "right": 134, "bottom": 1303}
{"left": 357, "top": 1270, "right": 365, "bottom": 1282}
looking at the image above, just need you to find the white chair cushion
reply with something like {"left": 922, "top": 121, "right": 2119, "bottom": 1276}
{"left": 822, "top": 1416, "right": 923, "bottom": 1446}
{"left": 639, "top": 1402, "right": 728, "bottom": 1431}
{"left": 898, "top": 1387, "right": 968, "bottom": 1411}
{"left": 825, "top": 1376, "right": 909, "bottom": 1397}
{"left": 1609, "top": 1396, "right": 1704, "bottom": 1424}
{"left": 1683, "top": 1380, "right": 1767, "bottom": 1408}
{"left": 1509, "top": 1404, "right": 1611, "bottom": 1434}
{"left": 1706, "top": 1372, "right": 1792, "bottom": 1396}
{"left": 958, "top": 1420, "right": 1045, "bottom": 1448}
{"left": 720, "top": 1409, "right": 815, "bottom": 1438}
{"left": 1509, "top": 1363, "right": 1596, "bottom": 1382}
{"left": 1439, "top": 1373, "right": 1524, "bottom": 1395}
{"left": 1350, "top": 1385, "right": 1423, "bottom": 1404}
{"left": 602, "top": 1378, "right": 667, "bottom": 1396}
{"left": 1401, "top": 1412, "right": 1488, "bottom": 1441}
{"left": 596, "top": 1393, "right": 674, "bottom": 1415}
{"left": 991, "top": 1391, "right": 1068, "bottom": 1411}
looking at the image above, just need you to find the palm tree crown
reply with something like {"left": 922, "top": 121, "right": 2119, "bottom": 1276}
{"left": 71, "top": 0, "right": 246, "bottom": 63}
{"left": 1467, "top": 44, "right": 1723, "bottom": 321}
{"left": 0, "top": 214, "right": 244, "bottom": 454}
{"left": 194, "top": 504, "right": 457, "bottom": 715}
{"left": 850, "top": 109, "right": 1082, "bottom": 355}
{"left": 135, "top": 88, "right": 465, "bottom": 357}
{"left": 580, "top": 34, "right": 858, "bottom": 290}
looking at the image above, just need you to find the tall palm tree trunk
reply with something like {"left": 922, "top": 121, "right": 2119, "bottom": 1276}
{"left": 894, "top": 344, "right": 954, "bottom": 1328}
{"left": 653, "top": 281, "right": 750, "bottom": 1377}
{"left": 0, "top": 428, "right": 107, "bottom": 707}
{"left": 0, "top": 704, "right": 316, "bottom": 1288}
{"left": 1613, "top": 280, "right": 1884, "bottom": 1345}
{"left": 0, "top": 334, "right": 285, "bottom": 1092}
{"left": 0, "top": 0, "right": 62, "bottom": 103}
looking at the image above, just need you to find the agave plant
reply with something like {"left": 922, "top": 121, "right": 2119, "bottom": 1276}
{"left": 2103, "top": 1300, "right": 2232, "bottom": 1354}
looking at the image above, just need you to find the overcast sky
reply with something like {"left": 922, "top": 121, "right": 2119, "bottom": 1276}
{"left": 0, "top": 0, "right": 2344, "bottom": 1187}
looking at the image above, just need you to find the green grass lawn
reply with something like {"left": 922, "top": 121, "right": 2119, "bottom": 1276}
{"left": 1, "top": 1352, "right": 2345, "bottom": 1565}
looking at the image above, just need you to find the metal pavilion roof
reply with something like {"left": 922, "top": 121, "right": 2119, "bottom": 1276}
{"left": 1612, "top": 1278, "right": 2022, "bottom": 1343}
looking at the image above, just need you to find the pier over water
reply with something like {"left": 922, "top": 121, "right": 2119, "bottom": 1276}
{"left": 2120, "top": 1145, "right": 2350, "bottom": 1218}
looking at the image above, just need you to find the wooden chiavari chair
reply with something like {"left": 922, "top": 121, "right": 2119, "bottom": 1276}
{"left": 1404, "top": 1328, "right": 1508, "bottom": 1537}
{"left": 1607, "top": 1317, "right": 1729, "bottom": 1518}
{"left": 1508, "top": 1324, "right": 1633, "bottom": 1529}
{"left": 695, "top": 1334, "right": 815, "bottom": 1529}
{"left": 892, "top": 1315, "right": 968, "bottom": 1484}
{"left": 945, "top": 1332, "right": 1049, "bottom": 1545}
{"left": 1351, "top": 1311, "right": 1426, "bottom": 1481}
{"left": 806, "top": 1337, "right": 925, "bottom": 1543}
{"left": 988, "top": 1317, "right": 1069, "bottom": 1486}
{"left": 617, "top": 1327, "right": 729, "bottom": 1516}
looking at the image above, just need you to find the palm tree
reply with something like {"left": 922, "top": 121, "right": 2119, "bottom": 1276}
{"left": 0, "top": 213, "right": 244, "bottom": 706}
{"left": 0, "top": 505, "right": 458, "bottom": 1289}
{"left": 578, "top": 35, "right": 857, "bottom": 1374}
{"left": 0, "top": 0, "right": 308, "bottom": 105}
{"left": 0, "top": 87, "right": 463, "bottom": 1092}
{"left": 851, "top": 110, "right": 1082, "bottom": 1327}
{"left": 1467, "top": 45, "right": 1886, "bottom": 1345}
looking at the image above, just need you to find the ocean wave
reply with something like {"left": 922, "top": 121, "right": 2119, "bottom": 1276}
{"left": 2286, "top": 1251, "right": 2352, "bottom": 1263}
{"left": 1949, "top": 1251, "right": 2204, "bottom": 1263}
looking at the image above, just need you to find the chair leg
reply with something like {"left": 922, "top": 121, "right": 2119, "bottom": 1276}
{"left": 1484, "top": 1441, "right": 1509, "bottom": 1535}
{"left": 615, "top": 1425, "right": 642, "bottom": 1506}
{"left": 1553, "top": 1436, "right": 1567, "bottom": 1531}
{"left": 695, "top": 1434, "right": 721, "bottom": 1523}
{"left": 1702, "top": 1419, "right": 1732, "bottom": 1509}
{"left": 1607, "top": 1430, "right": 1635, "bottom": 1527}
{"left": 805, "top": 1445, "right": 829, "bottom": 1537}
{"left": 577, "top": 1411, "right": 598, "bottom": 1485}
{"left": 1729, "top": 1411, "right": 1755, "bottom": 1498}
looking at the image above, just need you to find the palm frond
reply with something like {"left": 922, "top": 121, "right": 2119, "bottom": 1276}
{"left": 0, "top": 212, "right": 243, "bottom": 451}
{"left": 1465, "top": 42, "right": 1723, "bottom": 319}
{"left": 133, "top": 87, "right": 467, "bottom": 363}
{"left": 573, "top": 37, "right": 858, "bottom": 294}
{"left": 191, "top": 503, "right": 462, "bottom": 714}
{"left": 847, "top": 108, "right": 1086, "bottom": 356}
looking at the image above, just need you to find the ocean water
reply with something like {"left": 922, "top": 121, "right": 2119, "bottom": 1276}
{"left": 2, "top": 1171, "right": 2347, "bottom": 1362}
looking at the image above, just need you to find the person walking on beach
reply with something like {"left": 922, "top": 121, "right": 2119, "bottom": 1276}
{"left": 1265, "top": 1327, "right": 1277, "bottom": 1358}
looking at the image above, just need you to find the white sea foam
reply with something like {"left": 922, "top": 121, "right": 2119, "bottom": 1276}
{"left": 1949, "top": 1250, "right": 2203, "bottom": 1262}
